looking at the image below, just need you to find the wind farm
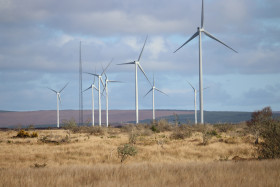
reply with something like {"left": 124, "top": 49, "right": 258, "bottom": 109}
{"left": 1, "top": 0, "right": 280, "bottom": 186}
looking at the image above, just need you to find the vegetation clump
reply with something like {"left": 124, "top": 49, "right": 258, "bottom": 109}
{"left": 16, "top": 130, "right": 38, "bottom": 138}
{"left": 117, "top": 144, "right": 137, "bottom": 163}
{"left": 170, "top": 125, "right": 192, "bottom": 140}
{"left": 16, "top": 130, "right": 30, "bottom": 138}
{"left": 247, "top": 106, "right": 280, "bottom": 159}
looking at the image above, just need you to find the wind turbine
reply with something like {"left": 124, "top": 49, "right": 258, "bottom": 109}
{"left": 102, "top": 69, "right": 121, "bottom": 127}
{"left": 118, "top": 36, "right": 151, "bottom": 124}
{"left": 84, "top": 73, "right": 98, "bottom": 126}
{"left": 85, "top": 62, "right": 111, "bottom": 126}
{"left": 174, "top": 0, "right": 237, "bottom": 124}
{"left": 48, "top": 83, "right": 69, "bottom": 128}
{"left": 187, "top": 81, "right": 198, "bottom": 124}
{"left": 144, "top": 75, "right": 167, "bottom": 121}
{"left": 187, "top": 81, "right": 209, "bottom": 124}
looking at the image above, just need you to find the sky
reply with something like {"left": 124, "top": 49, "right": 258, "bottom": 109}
{"left": 0, "top": 0, "right": 280, "bottom": 112}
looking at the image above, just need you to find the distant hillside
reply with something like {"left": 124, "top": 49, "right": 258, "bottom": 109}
{"left": 152, "top": 111, "right": 280, "bottom": 124}
{"left": 1, "top": 110, "right": 280, "bottom": 128}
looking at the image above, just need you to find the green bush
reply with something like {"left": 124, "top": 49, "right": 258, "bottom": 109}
{"left": 150, "top": 125, "right": 159, "bottom": 133}
{"left": 117, "top": 144, "right": 137, "bottom": 163}
{"left": 258, "top": 119, "right": 280, "bottom": 159}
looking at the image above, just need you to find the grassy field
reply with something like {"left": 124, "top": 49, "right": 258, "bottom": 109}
{"left": 0, "top": 122, "right": 279, "bottom": 186}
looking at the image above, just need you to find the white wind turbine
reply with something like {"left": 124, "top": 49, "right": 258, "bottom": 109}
{"left": 102, "top": 69, "right": 121, "bottom": 127}
{"left": 85, "top": 63, "right": 111, "bottom": 126}
{"left": 174, "top": 0, "right": 237, "bottom": 124}
{"left": 84, "top": 73, "right": 98, "bottom": 126}
{"left": 48, "top": 83, "right": 69, "bottom": 128}
{"left": 118, "top": 36, "right": 151, "bottom": 124}
{"left": 187, "top": 81, "right": 209, "bottom": 124}
{"left": 144, "top": 75, "right": 167, "bottom": 121}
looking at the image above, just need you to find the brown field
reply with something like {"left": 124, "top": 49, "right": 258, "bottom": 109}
{"left": 0, "top": 123, "right": 279, "bottom": 186}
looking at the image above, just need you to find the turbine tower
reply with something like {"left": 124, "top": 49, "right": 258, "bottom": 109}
{"left": 187, "top": 81, "right": 198, "bottom": 124}
{"left": 174, "top": 0, "right": 237, "bottom": 124}
{"left": 118, "top": 36, "right": 151, "bottom": 124}
{"left": 85, "top": 62, "right": 111, "bottom": 126}
{"left": 48, "top": 83, "right": 69, "bottom": 128}
{"left": 144, "top": 75, "right": 167, "bottom": 121}
{"left": 102, "top": 69, "right": 121, "bottom": 127}
{"left": 187, "top": 81, "right": 210, "bottom": 124}
{"left": 79, "top": 41, "right": 83, "bottom": 126}
{"left": 84, "top": 73, "right": 98, "bottom": 126}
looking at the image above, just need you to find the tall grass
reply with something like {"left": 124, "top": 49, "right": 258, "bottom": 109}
{"left": 0, "top": 160, "right": 279, "bottom": 187}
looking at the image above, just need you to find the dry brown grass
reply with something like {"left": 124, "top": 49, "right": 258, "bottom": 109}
{"left": 0, "top": 126, "right": 279, "bottom": 186}
{"left": 0, "top": 161, "right": 279, "bottom": 187}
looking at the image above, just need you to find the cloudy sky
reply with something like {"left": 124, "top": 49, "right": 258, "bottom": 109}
{"left": 0, "top": 0, "right": 279, "bottom": 112}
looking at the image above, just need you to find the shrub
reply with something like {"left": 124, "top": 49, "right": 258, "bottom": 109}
{"left": 120, "top": 124, "right": 134, "bottom": 133}
{"left": 117, "top": 144, "right": 137, "bottom": 163}
{"left": 16, "top": 130, "right": 30, "bottom": 138}
{"left": 156, "top": 119, "right": 173, "bottom": 132}
{"left": 31, "top": 132, "right": 38, "bottom": 138}
{"left": 129, "top": 132, "right": 138, "bottom": 144}
{"left": 258, "top": 119, "right": 280, "bottom": 159}
{"left": 171, "top": 125, "right": 192, "bottom": 140}
{"left": 202, "top": 130, "right": 211, "bottom": 146}
{"left": 213, "top": 124, "right": 233, "bottom": 133}
{"left": 247, "top": 106, "right": 273, "bottom": 144}
{"left": 85, "top": 126, "right": 105, "bottom": 136}
{"left": 150, "top": 125, "right": 159, "bottom": 133}
{"left": 62, "top": 118, "right": 77, "bottom": 130}
{"left": 207, "top": 130, "right": 218, "bottom": 136}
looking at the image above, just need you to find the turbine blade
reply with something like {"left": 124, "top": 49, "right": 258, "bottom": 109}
{"left": 47, "top": 87, "right": 58, "bottom": 94}
{"left": 108, "top": 80, "right": 122, "bottom": 83}
{"left": 138, "top": 63, "right": 152, "bottom": 86}
{"left": 101, "top": 86, "right": 106, "bottom": 96}
{"left": 144, "top": 88, "right": 153, "bottom": 97}
{"left": 59, "top": 82, "right": 69, "bottom": 93}
{"left": 101, "top": 64, "right": 108, "bottom": 80}
{"left": 187, "top": 81, "right": 195, "bottom": 91}
{"left": 153, "top": 74, "right": 155, "bottom": 86}
{"left": 117, "top": 62, "right": 135, "bottom": 65}
{"left": 138, "top": 35, "right": 148, "bottom": 62}
{"left": 83, "top": 86, "right": 92, "bottom": 92}
{"left": 174, "top": 31, "right": 199, "bottom": 53}
{"left": 203, "top": 30, "right": 238, "bottom": 53}
{"left": 201, "top": 0, "right": 204, "bottom": 28}
{"left": 100, "top": 78, "right": 105, "bottom": 88}
{"left": 84, "top": 72, "right": 99, "bottom": 77}
{"left": 203, "top": 86, "right": 210, "bottom": 90}
{"left": 155, "top": 88, "right": 168, "bottom": 96}
{"left": 101, "top": 59, "right": 113, "bottom": 76}
{"left": 93, "top": 85, "right": 98, "bottom": 91}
